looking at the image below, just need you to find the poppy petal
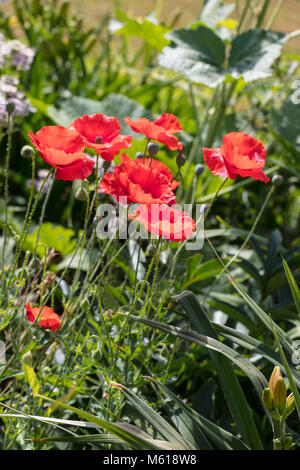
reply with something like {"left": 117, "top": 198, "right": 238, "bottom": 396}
{"left": 153, "top": 113, "right": 182, "bottom": 133}
{"left": 55, "top": 156, "right": 95, "bottom": 181}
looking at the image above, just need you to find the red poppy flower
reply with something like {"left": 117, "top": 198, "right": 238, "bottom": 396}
{"left": 124, "top": 113, "right": 183, "bottom": 151}
{"left": 25, "top": 302, "right": 61, "bottom": 332}
{"left": 129, "top": 204, "right": 196, "bottom": 241}
{"left": 99, "top": 154, "right": 178, "bottom": 205}
{"left": 29, "top": 126, "right": 94, "bottom": 181}
{"left": 69, "top": 114, "right": 132, "bottom": 161}
{"left": 203, "top": 132, "right": 270, "bottom": 182}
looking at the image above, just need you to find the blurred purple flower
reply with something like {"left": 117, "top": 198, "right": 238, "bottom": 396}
{"left": 0, "top": 75, "right": 35, "bottom": 125}
{"left": 0, "top": 35, "right": 35, "bottom": 70}
{"left": 27, "top": 169, "right": 54, "bottom": 194}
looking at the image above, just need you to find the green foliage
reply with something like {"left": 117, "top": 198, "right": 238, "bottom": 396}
{"left": 159, "top": 27, "right": 287, "bottom": 88}
{"left": 0, "top": 0, "right": 300, "bottom": 452}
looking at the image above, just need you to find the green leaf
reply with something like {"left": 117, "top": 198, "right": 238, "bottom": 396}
{"left": 115, "top": 10, "right": 170, "bottom": 51}
{"left": 120, "top": 386, "right": 193, "bottom": 449}
{"left": 212, "top": 322, "right": 300, "bottom": 388}
{"left": 282, "top": 258, "right": 300, "bottom": 317}
{"left": 36, "top": 395, "right": 179, "bottom": 450}
{"left": 227, "top": 274, "right": 295, "bottom": 357}
{"left": 271, "top": 100, "right": 300, "bottom": 152}
{"left": 36, "top": 94, "right": 153, "bottom": 133}
{"left": 182, "top": 259, "right": 224, "bottom": 289}
{"left": 227, "top": 29, "right": 287, "bottom": 82}
{"left": 271, "top": 323, "right": 300, "bottom": 421}
{"left": 152, "top": 379, "right": 250, "bottom": 450}
{"left": 24, "top": 223, "right": 77, "bottom": 258}
{"left": 22, "top": 352, "right": 40, "bottom": 395}
{"left": 159, "top": 27, "right": 287, "bottom": 88}
{"left": 121, "top": 313, "right": 268, "bottom": 397}
{"left": 176, "top": 290, "right": 263, "bottom": 450}
{"left": 158, "top": 25, "right": 226, "bottom": 88}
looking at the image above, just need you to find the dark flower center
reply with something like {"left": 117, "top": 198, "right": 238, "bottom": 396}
{"left": 95, "top": 136, "right": 103, "bottom": 144}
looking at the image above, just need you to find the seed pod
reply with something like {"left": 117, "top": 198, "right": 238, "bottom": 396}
{"left": 21, "top": 145, "right": 34, "bottom": 159}
{"left": 6, "top": 101, "right": 15, "bottom": 114}
{"left": 271, "top": 174, "right": 283, "bottom": 186}
{"left": 195, "top": 164, "right": 205, "bottom": 178}
{"left": 147, "top": 142, "right": 160, "bottom": 156}
{"left": 103, "top": 161, "right": 112, "bottom": 173}
{"left": 176, "top": 152, "right": 186, "bottom": 168}
{"left": 136, "top": 152, "right": 144, "bottom": 159}
{"left": 75, "top": 185, "right": 88, "bottom": 201}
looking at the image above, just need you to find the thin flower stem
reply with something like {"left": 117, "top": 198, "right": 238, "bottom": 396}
{"left": 237, "top": 0, "right": 251, "bottom": 32}
{"left": 1, "top": 112, "right": 13, "bottom": 296}
{"left": 201, "top": 183, "right": 275, "bottom": 304}
{"left": 33, "top": 170, "right": 56, "bottom": 259}
{"left": 112, "top": 237, "right": 162, "bottom": 377}
{"left": 266, "top": 0, "right": 284, "bottom": 29}
{"left": 9, "top": 167, "right": 54, "bottom": 288}
{"left": 256, "top": 0, "right": 271, "bottom": 28}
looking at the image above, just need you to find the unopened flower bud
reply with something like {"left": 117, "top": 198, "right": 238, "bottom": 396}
{"left": 273, "top": 438, "right": 283, "bottom": 450}
{"left": 75, "top": 185, "right": 88, "bottom": 201}
{"left": 136, "top": 152, "right": 144, "bottom": 159}
{"left": 262, "top": 387, "right": 274, "bottom": 411}
{"left": 273, "top": 377, "right": 287, "bottom": 415}
{"left": 176, "top": 152, "right": 186, "bottom": 168}
{"left": 286, "top": 393, "right": 295, "bottom": 416}
{"left": 282, "top": 434, "right": 294, "bottom": 450}
{"left": 272, "top": 174, "right": 283, "bottom": 186}
{"left": 6, "top": 101, "right": 15, "bottom": 114}
{"left": 195, "top": 164, "right": 205, "bottom": 178}
{"left": 147, "top": 142, "right": 160, "bottom": 156}
{"left": 269, "top": 366, "right": 282, "bottom": 392}
{"left": 103, "top": 161, "right": 112, "bottom": 173}
{"left": 30, "top": 257, "right": 40, "bottom": 270}
{"left": 21, "top": 145, "right": 34, "bottom": 159}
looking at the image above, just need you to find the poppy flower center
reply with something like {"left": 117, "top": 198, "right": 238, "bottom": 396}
{"left": 95, "top": 136, "right": 103, "bottom": 144}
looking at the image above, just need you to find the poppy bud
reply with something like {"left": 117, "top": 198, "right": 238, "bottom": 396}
{"left": 6, "top": 101, "right": 15, "bottom": 115}
{"left": 30, "top": 257, "right": 41, "bottom": 270}
{"left": 103, "top": 161, "right": 112, "bottom": 173}
{"left": 136, "top": 152, "right": 144, "bottom": 159}
{"left": 262, "top": 387, "right": 274, "bottom": 411}
{"left": 273, "top": 377, "right": 287, "bottom": 415}
{"left": 201, "top": 204, "right": 209, "bottom": 215}
{"left": 75, "top": 184, "right": 88, "bottom": 201}
{"left": 271, "top": 174, "right": 283, "bottom": 186}
{"left": 195, "top": 164, "right": 205, "bottom": 178}
{"left": 21, "top": 145, "right": 34, "bottom": 159}
{"left": 147, "top": 142, "right": 160, "bottom": 156}
{"left": 176, "top": 152, "right": 186, "bottom": 168}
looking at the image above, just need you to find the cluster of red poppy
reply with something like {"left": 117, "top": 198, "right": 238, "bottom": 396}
{"left": 27, "top": 112, "right": 270, "bottom": 331}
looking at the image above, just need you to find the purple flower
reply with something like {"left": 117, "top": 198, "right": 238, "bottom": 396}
{"left": 0, "top": 75, "right": 35, "bottom": 125}
{"left": 27, "top": 169, "right": 54, "bottom": 194}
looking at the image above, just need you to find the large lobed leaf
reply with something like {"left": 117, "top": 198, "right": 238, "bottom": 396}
{"left": 159, "top": 27, "right": 287, "bottom": 88}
